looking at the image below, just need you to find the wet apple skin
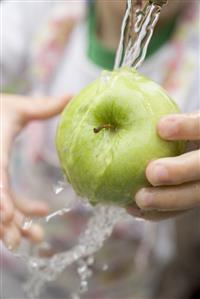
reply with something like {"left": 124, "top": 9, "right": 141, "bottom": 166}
{"left": 56, "top": 68, "right": 185, "bottom": 206}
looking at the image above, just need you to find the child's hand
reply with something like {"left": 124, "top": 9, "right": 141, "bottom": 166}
{"left": 0, "top": 94, "right": 71, "bottom": 249}
{"left": 128, "top": 112, "right": 200, "bottom": 221}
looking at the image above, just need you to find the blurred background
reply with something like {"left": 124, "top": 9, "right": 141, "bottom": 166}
{"left": 1, "top": 0, "right": 200, "bottom": 298}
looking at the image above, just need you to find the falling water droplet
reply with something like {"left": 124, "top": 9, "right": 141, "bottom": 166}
{"left": 52, "top": 177, "right": 68, "bottom": 195}
{"left": 53, "top": 183, "right": 64, "bottom": 195}
{"left": 79, "top": 280, "right": 88, "bottom": 293}
{"left": 78, "top": 264, "right": 87, "bottom": 275}
{"left": 29, "top": 260, "right": 39, "bottom": 270}
{"left": 102, "top": 264, "right": 109, "bottom": 271}
{"left": 86, "top": 256, "right": 94, "bottom": 266}
{"left": 77, "top": 257, "right": 93, "bottom": 295}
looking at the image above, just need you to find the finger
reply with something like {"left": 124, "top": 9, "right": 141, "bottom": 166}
{"left": 0, "top": 190, "right": 14, "bottom": 224}
{"left": 135, "top": 182, "right": 200, "bottom": 211}
{"left": 22, "top": 223, "right": 44, "bottom": 244}
{"left": 23, "top": 95, "right": 72, "bottom": 121}
{"left": 158, "top": 111, "right": 200, "bottom": 141}
{"left": 146, "top": 150, "right": 200, "bottom": 186}
{"left": 0, "top": 224, "right": 4, "bottom": 238}
{"left": 14, "top": 197, "right": 49, "bottom": 217}
{"left": 0, "top": 155, "right": 14, "bottom": 223}
{"left": 127, "top": 206, "right": 186, "bottom": 221}
{"left": 14, "top": 211, "right": 44, "bottom": 244}
{"left": 3, "top": 222, "right": 21, "bottom": 250}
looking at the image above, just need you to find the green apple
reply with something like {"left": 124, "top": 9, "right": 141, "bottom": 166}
{"left": 56, "top": 68, "right": 185, "bottom": 206}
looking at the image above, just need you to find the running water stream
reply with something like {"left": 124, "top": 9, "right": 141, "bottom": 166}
{"left": 14, "top": 1, "right": 168, "bottom": 298}
{"left": 115, "top": 0, "right": 167, "bottom": 69}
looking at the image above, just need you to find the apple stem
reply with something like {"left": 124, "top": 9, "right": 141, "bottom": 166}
{"left": 93, "top": 124, "right": 114, "bottom": 133}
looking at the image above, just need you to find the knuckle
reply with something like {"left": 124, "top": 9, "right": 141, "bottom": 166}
{"left": 29, "top": 224, "right": 44, "bottom": 243}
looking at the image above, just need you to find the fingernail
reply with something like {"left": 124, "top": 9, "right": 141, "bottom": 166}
{"left": 135, "top": 188, "right": 154, "bottom": 210}
{"left": 151, "top": 164, "right": 169, "bottom": 185}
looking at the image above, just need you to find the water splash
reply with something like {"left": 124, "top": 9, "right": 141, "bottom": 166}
{"left": 23, "top": 205, "right": 126, "bottom": 298}
{"left": 77, "top": 257, "right": 93, "bottom": 294}
{"left": 45, "top": 207, "right": 71, "bottom": 222}
{"left": 52, "top": 180, "right": 67, "bottom": 195}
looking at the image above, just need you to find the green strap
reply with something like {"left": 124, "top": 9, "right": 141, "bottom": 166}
{"left": 146, "top": 16, "right": 178, "bottom": 58}
{"left": 87, "top": 2, "right": 178, "bottom": 70}
{"left": 87, "top": 2, "right": 115, "bottom": 70}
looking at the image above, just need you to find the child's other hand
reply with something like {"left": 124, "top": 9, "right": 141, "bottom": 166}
{"left": 0, "top": 94, "right": 71, "bottom": 249}
{"left": 128, "top": 112, "right": 200, "bottom": 221}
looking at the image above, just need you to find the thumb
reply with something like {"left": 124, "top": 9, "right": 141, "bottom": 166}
{"left": 24, "top": 95, "right": 72, "bottom": 121}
